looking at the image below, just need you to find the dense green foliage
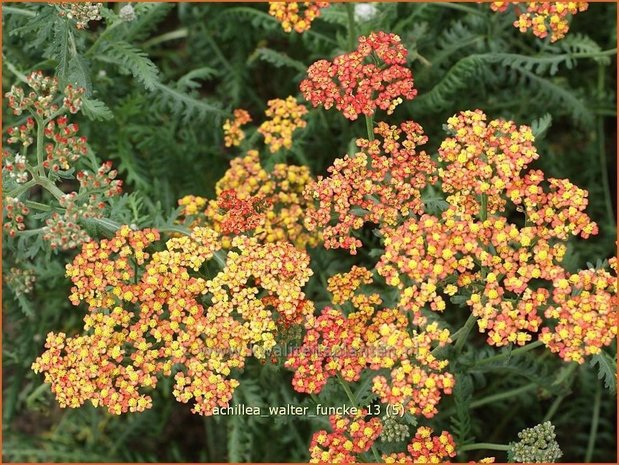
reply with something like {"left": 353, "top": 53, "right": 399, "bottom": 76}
{"left": 2, "top": 2, "right": 616, "bottom": 463}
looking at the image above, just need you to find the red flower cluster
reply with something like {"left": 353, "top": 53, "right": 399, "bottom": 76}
{"left": 178, "top": 150, "right": 320, "bottom": 248}
{"left": 309, "top": 413, "right": 382, "bottom": 463}
{"left": 216, "top": 189, "right": 271, "bottom": 235}
{"left": 286, "top": 307, "right": 367, "bottom": 393}
{"left": 300, "top": 32, "right": 416, "bottom": 120}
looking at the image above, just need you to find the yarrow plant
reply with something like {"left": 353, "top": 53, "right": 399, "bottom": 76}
{"left": 3, "top": 71, "right": 122, "bottom": 249}
{"left": 13, "top": 2, "right": 614, "bottom": 461}
{"left": 490, "top": 2, "right": 589, "bottom": 42}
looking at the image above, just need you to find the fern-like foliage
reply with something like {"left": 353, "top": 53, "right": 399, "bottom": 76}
{"left": 100, "top": 41, "right": 160, "bottom": 90}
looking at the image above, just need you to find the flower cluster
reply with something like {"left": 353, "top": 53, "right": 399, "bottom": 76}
{"left": 509, "top": 421, "right": 562, "bottom": 463}
{"left": 379, "top": 412, "right": 409, "bottom": 443}
{"left": 383, "top": 427, "right": 456, "bottom": 463}
{"left": 3, "top": 196, "right": 29, "bottom": 236}
{"left": 58, "top": 2, "right": 103, "bottom": 29}
{"left": 305, "top": 120, "right": 435, "bottom": 253}
{"left": 308, "top": 412, "right": 382, "bottom": 463}
{"left": 306, "top": 108, "right": 615, "bottom": 364}
{"left": 43, "top": 115, "right": 88, "bottom": 172}
{"left": 223, "top": 108, "right": 252, "bottom": 147}
{"left": 540, "top": 260, "right": 617, "bottom": 363}
{"left": 3, "top": 72, "right": 122, "bottom": 249}
{"left": 301, "top": 32, "right": 416, "bottom": 120}
{"left": 178, "top": 150, "right": 320, "bottom": 248}
{"left": 269, "top": 2, "right": 330, "bottom": 33}
{"left": 33, "top": 225, "right": 314, "bottom": 415}
{"left": 5, "top": 71, "right": 84, "bottom": 119}
{"left": 490, "top": 2, "right": 588, "bottom": 42}
{"left": 4, "top": 265, "right": 36, "bottom": 296}
{"left": 288, "top": 267, "right": 454, "bottom": 418}
{"left": 258, "top": 96, "right": 308, "bottom": 153}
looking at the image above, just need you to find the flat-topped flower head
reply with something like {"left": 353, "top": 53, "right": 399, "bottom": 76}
{"left": 491, "top": 2, "right": 588, "bottom": 42}
{"left": 309, "top": 412, "right": 382, "bottom": 463}
{"left": 269, "top": 2, "right": 330, "bottom": 33}
{"left": 301, "top": 32, "right": 416, "bottom": 120}
{"left": 34, "top": 225, "right": 314, "bottom": 415}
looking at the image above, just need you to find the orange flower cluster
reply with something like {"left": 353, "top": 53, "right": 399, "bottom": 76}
{"left": 223, "top": 108, "right": 252, "bottom": 147}
{"left": 258, "top": 96, "right": 308, "bottom": 153}
{"left": 540, "top": 259, "right": 617, "bottom": 363}
{"left": 309, "top": 412, "right": 382, "bottom": 463}
{"left": 305, "top": 120, "right": 435, "bottom": 253}
{"left": 383, "top": 427, "right": 456, "bottom": 463}
{"left": 33, "top": 225, "right": 314, "bottom": 415}
{"left": 178, "top": 150, "right": 320, "bottom": 248}
{"left": 269, "top": 2, "right": 330, "bottom": 33}
{"left": 490, "top": 2, "right": 588, "bottom": 42}
{"left": 301, "top": 32, "right": 417, "bottom": 120}
{"left": 306, "top": 109, "right": 615, "bottom": 360}
{"left": 288, "top": 266, "right": 454, "bottom": 417}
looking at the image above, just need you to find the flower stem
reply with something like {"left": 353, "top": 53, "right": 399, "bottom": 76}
{"left": 473, "top": 340, "right": 544, "bottom": 366}
{"left": 365, "top": 114, "right": 375, "bottom": 141}
{"left": 585, "top": 380, "right": 601, "bottom": 462}
{"left": 336, "top": 374, "right": 382, "bottom": 463}
{"left": 345, "top": 3, "right": 357, "bottom": 51}
{"left": 469, "top": 382, "right": 538, "bottom": 409}
{"left": 596, "top": 63, "right": 614, "bottom": 226}
{"left": 459, "top": 443, "right": 510, "bottom": 452}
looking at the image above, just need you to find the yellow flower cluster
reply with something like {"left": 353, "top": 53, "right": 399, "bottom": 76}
{"left": 178, "top": 150, "right": 320, "bottom": 248}
{"left": 33, "top": 225, "right": 314, "bottom": 415}
{"left": 258, "top": 96, "right": 308, "bottom": 153}
{"left": 491, "top": 2, "right": 589, "bottom": 42}
{"left": 269, "top": 2, "right": 330, "bottom": 33}
{"left": 223, "top": 108, "right": 252, "bottom": 147}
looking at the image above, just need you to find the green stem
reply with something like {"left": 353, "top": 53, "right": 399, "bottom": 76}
{"left": 596, "top": 63, "right": 614, "bottom": 226}
{"left": 345, "top": 3, "right": 357, "bottom": 51}
{"left": 474, "top": 340, "right": 544, "bottom": 366}
{"left": 23, "top": 200, "right": 52, "bottom": 211}
{"left": 365, "top": 114, "right": 375, "bottom": 141}
{"left": 459, "top": 443, "right": 511, "bottom": 452}
{"left": 470, "top": 383, "right": 537, "bottom": 409}
{"left": 142, "top": 28, "right": 188, "bottom": 48}
{"left": 37, "top": 177, "right": 65, "bottom": 201}
{"left": 2, "top": 5, "right": 36, "bottom": 17}
{"left": 336, "top": 375, "right": 382, "bottom": 463}
{"left": 3, "top": 58, "right": 29, "bottom": 83}
{"left": 34, "top": 115, "right": 45, "bottom": 176}
{"left": 6, "top": 179, "right": 37, "bottom": 199}
{"left": 543, "top": 394, "right": 566, "bottom": 422}
{"left": 480, "top": 193, "right": 488, "bottom": 222}
{"left": 585, "top": 381, "right": 601, "bottom": 462}
{"left": 434, "top": 2, "right": 485, "bottom": 16}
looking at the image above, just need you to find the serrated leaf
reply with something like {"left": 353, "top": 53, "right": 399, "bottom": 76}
{"left": 81, "top": 97, "right": 113, "bottom": 121}
{"left": 589, "top": 352, "right": 617, "bottom": 393}
{"left": 102, "top": 41, "right": 160, "bottom": 90}
{"left": 531, "top": 113, "right": 552, "bottom": 139}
